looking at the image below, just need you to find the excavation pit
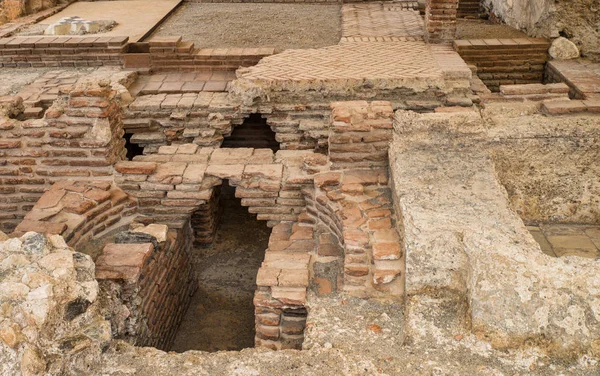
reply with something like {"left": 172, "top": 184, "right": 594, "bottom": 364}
{"left": 171, "top": 182, "right": 270, "bottom": 352}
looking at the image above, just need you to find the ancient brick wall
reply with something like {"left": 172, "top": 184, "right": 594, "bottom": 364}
{"left": 190, "top": 186, "right": 220, "bottom": 245}
{"left": 127, "top": 36, "right": 274, "bottom": 72}
{"left": 453, "top": 38, "right": 550, "bottom": 91}
{"left": 124, "top": 96, "right": 332, "bottom": 153}
{"left": 0, "top": 36, "right": 127, "bottom": 68}
{"left": 96, "top": 224, "right": 197, "bottom": 350}
{"left": 425, "top": 0, "right": 459, "bottom": 42}
{"left": 12, "top": 181, "right": 136, "bottom": 249}
{"left": 0, "top": 78, "right": 126, "bottom": 233}
{"left": 328, "top": 100, "right": 393, "bottom": 170}
{"left": 254, "top": 215, "right": 315, "bottom": 350}
{"left": 114, "top": 146, "right": 308, "bottom": 228}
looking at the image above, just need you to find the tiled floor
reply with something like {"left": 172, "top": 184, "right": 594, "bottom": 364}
{"left": 128, "top": 71, "right": 237, "bottom": 96}
{"left": 341, "top": 3, "right": 424, "bottom": 41}
{"left": 528, "top": 224, "right": 600, "bottom": 258}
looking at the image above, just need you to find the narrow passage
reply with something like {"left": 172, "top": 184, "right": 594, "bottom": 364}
{"left": 170, "top": 183, "right": 270, "bottom": 352}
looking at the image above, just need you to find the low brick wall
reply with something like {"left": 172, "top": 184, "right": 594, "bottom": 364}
{"left": 96, "top": 224, "right": 197, "bottom": 350}
{"left": 0, "top": 35, "right": 127, "bottom": 68}
{"left": 124, "top": 96, "right": 332, "bottom": 152}
{"left": 477, "top": 82, "right": 570, "bottom": 104}
{"left": 545, "top": 60, "right": 600, "bottom": 100}
{"left": 453, "top": 38, "right": 550, "bottom": 91}
{"left": 123, "top": 36, "right": 274, "bottom": 72}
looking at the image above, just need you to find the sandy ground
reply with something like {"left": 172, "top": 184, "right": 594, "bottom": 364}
{"left": 149, "top": 3, "right": 341, "bottom": 52}
{"left": 456, "top": 19, "right": 528, "bottom": 39}
{"left": 0, "top": 68, "right": 56, "bottom": 96}
{"left": 170, "top": 184, "right": 270, "bottom": 352}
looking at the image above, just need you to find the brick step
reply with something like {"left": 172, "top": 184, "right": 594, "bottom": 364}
{"left": 499, "top": 83, "right": 569, "bottom": 95}
{"left": 541, "top": 99, "right": 600, "bottom": 115}
{"left": 476, "top": 66, "right": 545, "bottom": 74}
{"left": 454, "top": 38, "right": 550, "bottom": 49}
{"left": 176, "top": 41, "right": 195, "bottom": 54}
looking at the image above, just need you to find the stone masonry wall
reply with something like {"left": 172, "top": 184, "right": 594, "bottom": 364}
{"left": 0, "top": 232, "right": 111, "bottom": 375}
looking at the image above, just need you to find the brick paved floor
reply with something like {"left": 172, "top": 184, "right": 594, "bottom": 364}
{"left": 129, "top": 71, "right": 237, "bottom": 96}
{"left": 234, "top": 41, "right": 471, "bottom": 92}
{"left": 341, "top": 3, "right": 424, "bottom": 42}
{"left": 528, "top": 224, "right": 600, "bottom": 258}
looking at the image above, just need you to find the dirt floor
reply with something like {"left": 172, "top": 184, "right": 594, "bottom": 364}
{"left": 455, "top": 19, "right": 528, "bottom": 39}
{"left": 0, "top": 68, "right": 60, "bottom": 96}
{"left": 149, "top": 3, "right": 342, "bottom": 52}
{"left": 170, "top": 183, "right": 270, "bottom": 353}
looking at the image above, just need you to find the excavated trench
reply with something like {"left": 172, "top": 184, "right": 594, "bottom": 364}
{"left": 170, "top": 182, "right": 270, "bottom": 352}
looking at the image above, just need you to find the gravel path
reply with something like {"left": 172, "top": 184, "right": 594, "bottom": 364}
{"left": 149, "top": 3, "right": 342, "bottom": 52}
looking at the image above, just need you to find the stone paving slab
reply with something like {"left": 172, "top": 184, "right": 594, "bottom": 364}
{"left": 39, "top": 0, "right": 181, "bottom": 42}
{"left": 528, "top": 224, "right": 600, "bottom": 258}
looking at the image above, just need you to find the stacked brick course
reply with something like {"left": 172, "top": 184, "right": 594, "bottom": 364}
{"left": 457, "top": 0, "right": 479, "bottom": 18}
{"left": 307, "top": 168, "right": 404, "bottom": 298}
{"left": 12, "top": 180, "right": 136, "bottom": 248}
{"left": 476, "top": 82, "right": 570, "bottom": 104}
{"left": 0, "top": 78, "right": 126, "bottom": 232}
{"left": 306, "top": 101, "right": 403, "bottom": 298}
{"left": 124, "top": 92, "right": 244, "bottom": 152}
{"left": 254, "top": 214, "right": 315, "bottom": 350}
{"left": 328, "top": 100, "right": 394, "bottom": 169}
{"left": 96, "top": 224, "right": 197, "bottom": 350}
{"left": 123, "top": 36, "right": 274, "bottom": 72}
{"left": 540, "top": 99, "right": 600, "bottom": 115}
{"left": 454, "top": 38, "right": 550, "bottom": 91}
{"left": 124, "top": 96, "right": 334, "bottom": 152}
{"left": 0, "top": 35, "right": 127, "bottom": 68}
{"left": 190, "top": 186, "right": 221, "bottom": 245}
{"left": 425, "top": 0, "right": 459, "bottom": 43}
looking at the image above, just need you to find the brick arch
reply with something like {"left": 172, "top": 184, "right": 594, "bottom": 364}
{"left": 114, "top": 146, "right": 309, "bottom": 230}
